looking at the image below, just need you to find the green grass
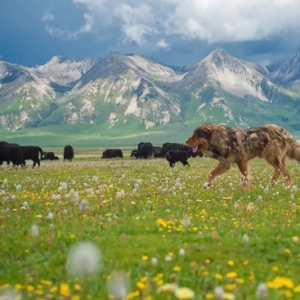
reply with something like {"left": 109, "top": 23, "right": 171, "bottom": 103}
{"left": 1, "top": 156, "right": 300, "bottom": 299}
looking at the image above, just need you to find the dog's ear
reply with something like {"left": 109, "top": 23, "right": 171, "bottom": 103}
{"left": 195, "top": 124, "right": 213, "bottom": 140}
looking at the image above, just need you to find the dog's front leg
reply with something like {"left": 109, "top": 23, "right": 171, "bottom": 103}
{"left": 204, "top": 162, "right": 231, "bottom": 188}
{"left": 236, "top": 160, "right": 249, "bottom": 187}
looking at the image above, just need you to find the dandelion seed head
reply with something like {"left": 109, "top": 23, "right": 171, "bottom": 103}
{"left": 107, "top": 271, "right": 130, "bottom": 300}
{"left": 31, "top": 224, "right": 39, "bottom": 236}
{"left": 66, "top": 242, "right": 102, "bottom": 277}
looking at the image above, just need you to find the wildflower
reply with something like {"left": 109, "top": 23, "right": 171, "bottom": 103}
{"left": 107, "top": 271, "right": 130, "bottom": 300}
{"left": 80, "top": 200, "right": 88, "bottom": 213}
{"left": 214, "top": 286, "right": 224, "bottom": 300}
{"left": 255, "top": 283, "right": 268, "bottom": 298}
{"left": 59, "top": 283, "right": 70, "bottom": 297}
{"left": 179, "top": 248, "right": 185, "bottom": 256}
{"left": 23, "top": 201, "right": 29, "bottom": 208}
{"left": 156, "top": 219, "right": 167, "bottom": 227}
{"left": 141, "top": 255, "right": 148, "bottom": 261}
{"left": 182, "top": 215, "right": 191, "bottom": 228}
{"left": 292, "top": 236, "right": 299, "bottom": 243}
{"left": 291, "top": 185, "right": 297, "bottom": 192}
{"left": 151, "top": 257, "right": 158, "bottom": 266}
{"left": 165, "top": 255, "right": 172, "bottom": 262}
{"left": 228, "top": 260, "right": 234, "bottom": 266}
{"left": 47, "top": 212, "right": 54, "bottom": 220}
{"left": 242, "top": 234, "right": 249, "bottom": 244}
{"left": 174, "top": 287, "right": 195, "bottom": 299}
{"left": 66, "top": 241, "right": 102, "bottom": 277}
{"left": 226, "top": 272, "right": 237, "bottom": 278}
{"left": 157, "top": 283, "right": 178, "bottom": 293}
{"left": 257, "top": 195, "right": 262, "bottom": 201}
{"left": 16, "top": 184, "right": 22, "bottom": 191}
{"left": 173, "top": 266, "right": 181, "bottom": 272}
{"left": 30, "top": 225, "right": 39, "bottom": 236}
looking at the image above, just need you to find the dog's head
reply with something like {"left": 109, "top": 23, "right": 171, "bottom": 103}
{"left": 186, "top": 123, "right": 216, "bottom": 153}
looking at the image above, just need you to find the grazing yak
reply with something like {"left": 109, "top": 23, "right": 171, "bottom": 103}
{"left": 101, "top": 149, "right": 123, "bottom": 159}
{"left": 153, "top": 146, "right": 162, "bottom": 158}
{"left": 64, "top": 145, "right": 74, "bottom": 161}
{"left": 130, "top": 149, "right": 138, "bottom": 158}
{"left": 41, "top": 152, "right": 59, "bottom": 161}
{"left": 136, "top": 142, "right": 153, "bottom": 159}
{"left": 166, "top": 150, "right": 190, "bottom": 167}
{"left": 0, "top": 144, "right": 24, "bottom": 168}
{"left": 21, "top": 146, "right": 44, "bottom": 168}
{"left": 160, "top": 143, "right": 181, "bottom": 157}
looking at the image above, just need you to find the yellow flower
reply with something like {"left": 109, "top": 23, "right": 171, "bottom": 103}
{"left": 136, "top": 282, "right": 147, "bottom": 290}
{"left": 15, "top": 284, "right": 24, "bottom": 290}
{"left": 215, "top": 274, "right": 223, "bottom": 280}
{"left": 174, "top": 266, "right": 181, "bottom": 272}
{"left": 228, "top": 260, "right": 234, "bottom": 266}
{"left": 156, "top": 218, "right": 167, "bottom": 227}
{"left": 294, "top": 285, "right": 300, "bottom": 292}
{"left": 59, "top": 283, "right": 70, "bottom": 297}
{"left": 224, "top": 284, "right": 236, "bottom": 291}
{"left": 226, "top": 272, "right": 237, "bottom": 278}
{"left": 267, "top": 277, "right": 294, "bottom": 289}
{"left": 27, "top": 285, "right": 34, "bottom": 292}
{"left": 205, "top": 293, "right": 214, "bottom": 299}
{"left": 224, "top": 293, "right": 236, "bottom": 300}
{"left": 272, "top": 266, "right": 279, "bottom": 272}
{"left": 0, "top": 284, "right": 9, "bottom": 289}
{"left": 71, "top": 296, "right": 80, "bottom": 300}
{"left": 140, "top": 277, "right": 147, "bottom": 283}
{"left": 174, "top": 287, "right": 195, "bottom": 299}
{"left": 74, "top": 284, "right": 81, "bottom": 291}
{"left": 142, "top": 255, "right": 148, "bottom": 261}
{"left": 125, "top": 290, "right": 140, "bottom": 299}
{"left": 50, "top": 286, "right": 58, "bottom": 293}
{"left": 34, "top": 290, "right": 44, "bottom": 295}
{"left": 157, "top": 283, "right": 178, "bottom": 293}
{"left": 41, "top": 280, "right": 52, "bottom": 285}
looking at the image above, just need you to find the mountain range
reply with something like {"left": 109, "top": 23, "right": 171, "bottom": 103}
{"left": 1, "top": 47, "right": 300, "bottom": 140}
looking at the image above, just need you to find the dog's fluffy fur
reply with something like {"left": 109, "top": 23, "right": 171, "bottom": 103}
{"left": 186, "top": 123, "right": 300, "bottom": 187}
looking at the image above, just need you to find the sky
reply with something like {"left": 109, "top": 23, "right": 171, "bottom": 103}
{"left": 1, "top": 0, "right": 300, "bottom": 68}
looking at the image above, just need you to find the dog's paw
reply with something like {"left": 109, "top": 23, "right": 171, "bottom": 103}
{"left": 203, "top": 182, "right": 211, "bottom": 188}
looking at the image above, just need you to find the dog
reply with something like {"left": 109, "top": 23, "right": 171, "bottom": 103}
{"left": 166, "top": 150, "right": 190, "bottom": 167}
{"left": 186, "top": 123, "right": 300, "bottom": 187}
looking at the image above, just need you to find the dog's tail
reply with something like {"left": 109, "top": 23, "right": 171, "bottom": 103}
{"left": 288, "top": 139, "right": 300, "bottom": 162}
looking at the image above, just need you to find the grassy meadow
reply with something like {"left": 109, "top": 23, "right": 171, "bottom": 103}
{"left": 1, "top": 154, "right": 300, "bottom": 299}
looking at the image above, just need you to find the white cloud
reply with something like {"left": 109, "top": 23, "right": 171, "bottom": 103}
{"left": 45, "top": 0, "right": 300, "bottom": 45}
{"left": 42, "top": 11, "right": 55, "bottom": 22}
{"left": 156, "top": 39, "right": 170, "bottom": 50}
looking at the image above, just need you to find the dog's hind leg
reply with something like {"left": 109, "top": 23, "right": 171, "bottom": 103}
{"left": 204, "top": 162, "right": 231, "bottom": 188}
{"left": 236, "top": 160, "right": 249, "bottom": 187}
{"left": 267, "top": 156, "right": 291, "bottom": 185}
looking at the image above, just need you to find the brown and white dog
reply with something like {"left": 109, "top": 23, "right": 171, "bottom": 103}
{"left": 186, "top": 123, "right": 300, "bottom": 187}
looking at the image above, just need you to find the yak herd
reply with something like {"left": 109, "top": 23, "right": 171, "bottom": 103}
{"left": 0, "top": 142, "right": 74, "bottom": 168}
{"left": 102, "top": 142, "right": 203, "bottom": 167}
{"left": 0, "top": 140, "right": 203, "bottom": 169}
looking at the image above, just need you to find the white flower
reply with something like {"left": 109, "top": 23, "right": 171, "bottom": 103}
{"left": 107, "top": 271, "right": 130, "bottom": 300}
{"left": 257, "top": 195, "right": 262, "bottom": 201}
{"left": 23, "top": 201, "right": 29, "bottom": 208}
{"left": 151, "top": 257, "right": 158, "bottom": 266}
{"left": 16, "top": 184, "right": 22, "bottom": 191}
{"left": 179, "top": 248, "right": 185, "bottom": 256}
{"left": 66, "top": 242, "right": 102, "bottom": 277}
{"left": 255, "top": 283, "right": 268, "bottom": 298}
{"left": 174, "top": 287, "right": 195, "bottom": 299}
{"left": 291, "top": 185, "right": 297, "bottom": 192}
{"left": 182, "top": 215, "right": 191, "bottom": 228}
{"left": 47, "top": 212, "right": 54, "bottom": 220}
{"left": 31, "top": 225, "right": 39, "bottom": 236}
{"left": 242, "top": 234, "right": 249, "bottom": 244}
{"left": 80, "top": 200, "right": 88, "bottom": 213}
{"left": 60, "top": 182, "right": 68, "bottom": 190}
{"left": 165, "top": 255, "right": 172, "bottom": 262}
{"left": 214, "top": 286, "right": 224, "bottom": 299}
